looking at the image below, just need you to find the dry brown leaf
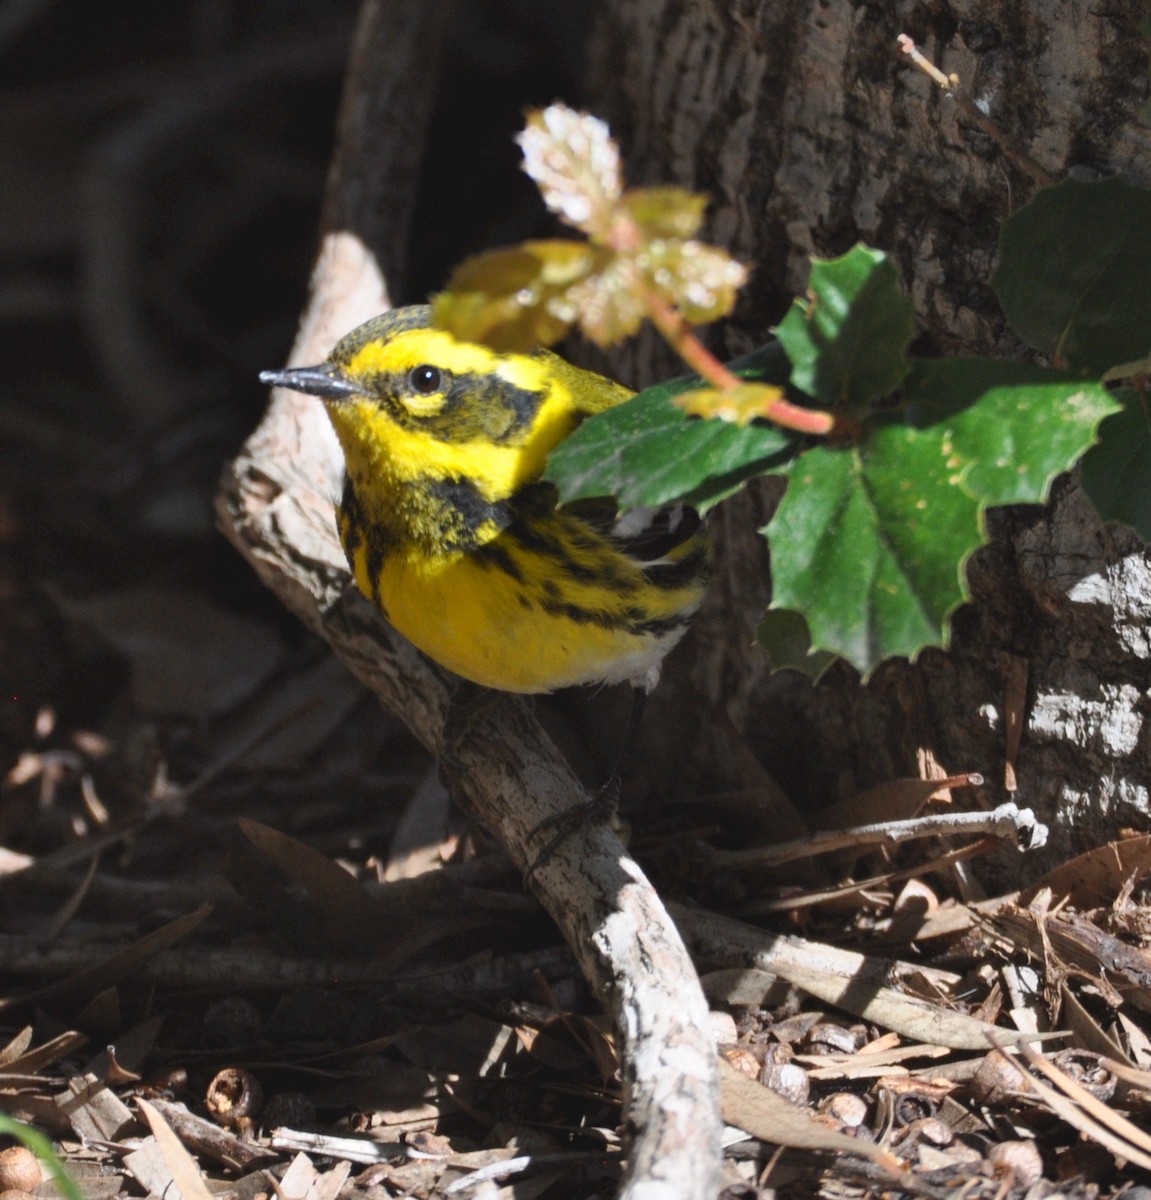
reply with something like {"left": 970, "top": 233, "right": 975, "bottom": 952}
{"left": 699, "top": 968, "right": 796, "bottom": 1010}
{"left": 40, "top": 853, "right": 100, "bottom": 944}
{"left": 0, "top": 1029, "right": 88, "bottom": 1075}
{"left": 205, "top": 653, "right": 366, "bottom": 771}
{"left": 0, "top": 1027, "right": 33, "bottom": 1067}
{"left": 1117, "top": 1012, "right": 1151, "bottom": 1069}
{"left": 384, "top": 769, "right": 453, "bottom": 881}
{"left": 719, "top": 1058, "right": 908, "bottom": 1176}
{"left": 305, "top": 1159, "right": 352, "bottom": 1200}
{"left": 812, "top": 775, "right": 974, "bottom": 831}
{"left": 693, "top": 716, "right": 810, "bottom": 844}
{"left": 764, "top": 954, "right": 1001, "bottom": 1051}
{"left": 747, "top": 839, "right": 993, "bottom": 914}
{"left": 797, "top": 1042, "right": 950, "bottom": 1082}
{"left": 674, "top": 906, "right": 1007, "bottom": 1049}
{"left": 239, "top": 818, "right": 380, "bottom": 938}
{"left": 280, "top": 1151, "right": 319, "bottom": 1200}
{"left": 806, "top": 1063, "right": 910, "bottom": 1082}
{"left": 1102, "top": 1058, "right": 1151, "bottom": 1101}
{"left": 873, "top": 901, "right": 983, "bottom": 946}
{"left": 1059, "top": 983, "right": 1133, "bottom": 1066}
{"left": 123, "top": 1139, "right": 186, "bottom": 1200}
{"left": 875, "top": 1075, "right": 958, "bottom": 1100}
{"left": 1021, "top": 834, "right": 1151, "bottom": 909}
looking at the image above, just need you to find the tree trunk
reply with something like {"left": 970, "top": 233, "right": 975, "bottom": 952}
{"left": 584, "top": 0, "right": 1151, "bottom": 877}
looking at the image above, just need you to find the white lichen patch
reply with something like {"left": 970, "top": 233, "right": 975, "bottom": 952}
{"left": 1029, "top": 683, "right": 1143, "bottom": 757}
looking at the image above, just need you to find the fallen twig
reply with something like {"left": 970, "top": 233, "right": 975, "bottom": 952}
{"left": 712, "top": 801, "right": 1048, "bottom": 871}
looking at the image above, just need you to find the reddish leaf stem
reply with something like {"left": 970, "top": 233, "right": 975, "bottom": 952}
{"left": 643, "top": 290, "right": 835, "bottom": 436}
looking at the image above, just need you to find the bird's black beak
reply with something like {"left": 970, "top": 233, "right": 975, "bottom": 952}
{"left": 259, "top": 364, "right": 361, "bottom": 400}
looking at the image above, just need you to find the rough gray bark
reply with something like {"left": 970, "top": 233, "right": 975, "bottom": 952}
{"left": 585, "top": 0, "right": 1151, "bottom": 876}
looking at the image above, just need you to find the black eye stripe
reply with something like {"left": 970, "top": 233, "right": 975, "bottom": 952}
{"left": 409, "top": 364, "right": 442, "bottom": 395}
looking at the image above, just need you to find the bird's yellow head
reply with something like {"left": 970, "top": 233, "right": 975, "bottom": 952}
{"left": 260, "top": 304, "right": 632, "bottom": 547}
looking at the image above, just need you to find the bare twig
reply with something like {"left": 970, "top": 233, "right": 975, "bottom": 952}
{"left": 674, "top": 904, "right": 1017, "bottom": 1051}
{"left": 741, "top": 837, "right": 1002, "bottom": 914}
{"left": 0, "top": 932, "right": 577, "bottom": 994}
{"left": 897, "top": 34, "right": 1055, "bottom": 188}
{"left": 266, "top": 1129, "right": 407, "bottom": 1164}
{"left": 711, "top": 801, "right": 1048, "bottom": 871}
{"left": 213, "top": 2, "right": 723, "bottom": 1196}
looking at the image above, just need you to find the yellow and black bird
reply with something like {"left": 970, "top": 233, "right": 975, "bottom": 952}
{"left": 261, "top": 304, "right": 708, "bottom": 724}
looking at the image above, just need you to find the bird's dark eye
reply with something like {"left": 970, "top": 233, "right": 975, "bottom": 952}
{"left": 409, "top": 364, "right": 442, "bottom": 395}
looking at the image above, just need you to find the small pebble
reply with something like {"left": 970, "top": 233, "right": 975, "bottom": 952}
{"left": 760, "top": 1060, "right": 809, "bottom": 1107}
{"left": 0, "top": 1147, "right": 42, "bottom": 1193}
{"left": 970, "top": 1050, "right": 1028, "bottom": 1104}
{"left": 708, "top": 1011, "right": 739, "bottom": 1046}
{"left": 804, "top": 1022, "right": 858, "bottom": 1054}
{"left": 820, "top": 1091, "right": 868, "bottom": 1127}
{"left": 904, "top": 1116, "right": 952, "bottom": 1146}
{"left": 719, "top": 1045, "right": 760, "bottom": 1078}
{"left": 987, "top": 1139, "right": 1043, "bottom": 1187}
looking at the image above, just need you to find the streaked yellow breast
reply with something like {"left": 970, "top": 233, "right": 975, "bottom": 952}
{"left": 345, "top": 533, "right": 691, "bottom": 693}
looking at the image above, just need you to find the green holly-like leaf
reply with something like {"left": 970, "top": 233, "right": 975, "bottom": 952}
{"left": 903, "top": 359, "right": 1119, "bottom": 505}
{"left": 775, "top": 245, "right": 916, "bottom": 407}
{"left": 435, "top": 241, "right": 603, "bottom": 352}
{"left": 755, "top": 609, "right": 840, "bottom": 681}
{"left": 1080, "top": 388, "right": 1151, "bottom": 540}
{"left": 764, "top": 358, "right": 1119, "bottom": 674}
{"left": 545, "top": 341, "right": 803, "bottom": 512}
{"left": 765, "top": 424, "right": 983, "bottom": 672}
{"left": 993, "top": 177, "right": 1151, "bottom": 377}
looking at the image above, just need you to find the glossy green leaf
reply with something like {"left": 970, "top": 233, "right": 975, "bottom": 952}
{"left": 434, "top": 241, "right": 601, "bottom": 352}
{"left": 993, "top": 177, "right": 1151, "bottom": 376}
{"left": 903, "top": 358, "right": 1119, "bottom": 505}
{"left": 776, "top": 245, "right": 916, "bottom": 407}
{"left": 1080, "top": 388, "right": 1151, "bottom": 540}
{"left": 545, "top": 342, "right": 803, "bottom": 512}
{"left": 763, "top": 357, "right": 1118, "bottom": 674}
{"left": 755, "top": 609, "right": 840, "bottom": 681}
{"left": 765, "top": 422, "right": 983, "bottom": 672}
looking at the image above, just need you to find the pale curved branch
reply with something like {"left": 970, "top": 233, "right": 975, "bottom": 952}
{"left": 213, "top": 2, "right": 722, "bottom": 1195}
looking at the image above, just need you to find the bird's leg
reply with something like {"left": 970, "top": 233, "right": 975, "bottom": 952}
{"left": 526, "top": 686, "right": 649, "bottom": 875}
{"left": 594, "top": 685, "right": 648, "bottom": 816}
